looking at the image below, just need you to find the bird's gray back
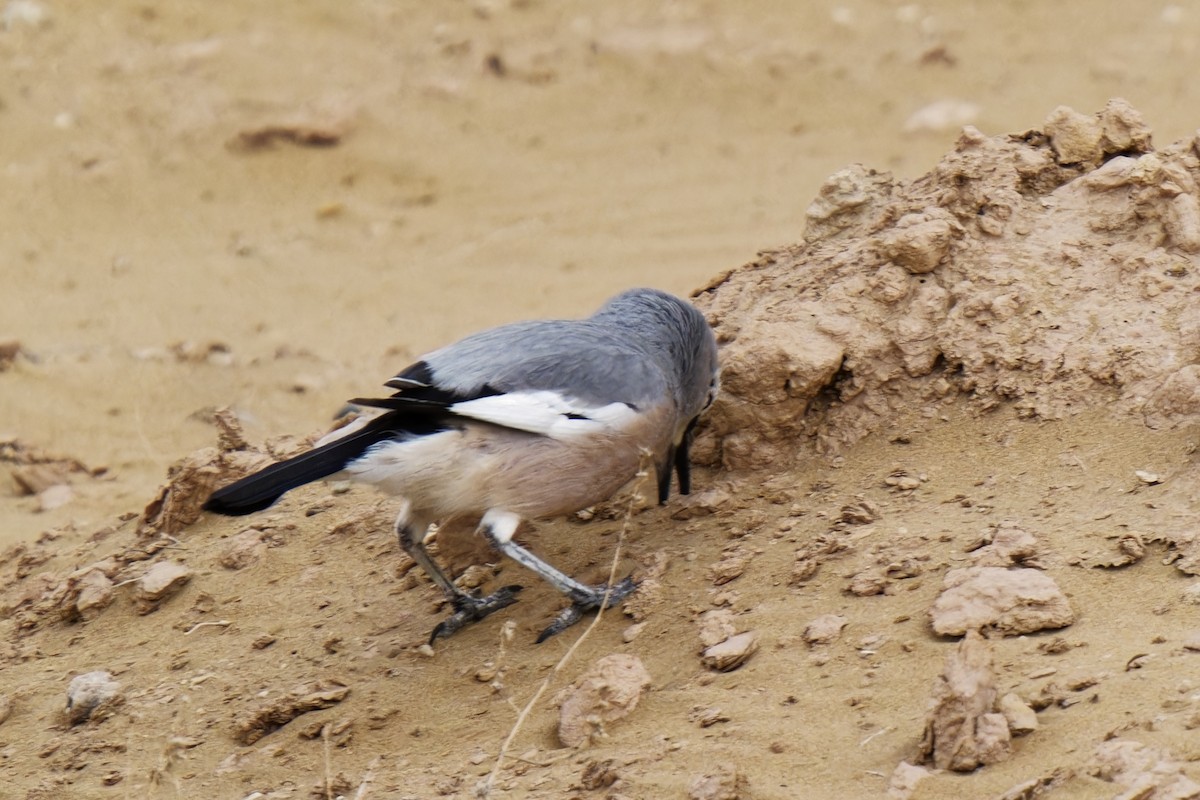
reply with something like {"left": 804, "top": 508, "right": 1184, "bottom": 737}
{"left": 412, "top": 288, "right": 717, "bottom": 418}
{"left": 422, "top": 320, "right": 669, "bottom": 409}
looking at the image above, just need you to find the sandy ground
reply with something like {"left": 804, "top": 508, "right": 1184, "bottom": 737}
{"left": 6, "top": 2, "right": 1200, "bottom": 798}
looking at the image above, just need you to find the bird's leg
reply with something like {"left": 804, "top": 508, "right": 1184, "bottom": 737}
{"left": 656, "top": 445, "right": 675, "bottom": 504}
{"left": 477, "top": 509, "right": 638, "bottom": 642}
{"left": 657, "top": 417, "right": 698, "bottom": 505}
{"left": 393, "top": 502, "right": 522, "bottom": 644}
{"left": 674, "top": 417, "right": 698, "bottom": 496}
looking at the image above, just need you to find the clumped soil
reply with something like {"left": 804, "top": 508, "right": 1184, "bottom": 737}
{"left": 6, "top": 4, "right": 1200, "bottom": 800}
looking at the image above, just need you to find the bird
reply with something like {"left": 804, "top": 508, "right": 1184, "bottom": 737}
{"left": 204, "top": 288, "right": 720, "bottom": 643}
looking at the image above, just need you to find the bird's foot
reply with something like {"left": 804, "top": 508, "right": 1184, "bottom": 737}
{"left": 429, "top": 585, "right": 523, "bottom": 644}
{"left": 536, "top": 576, "right": 638, "bottom": 643}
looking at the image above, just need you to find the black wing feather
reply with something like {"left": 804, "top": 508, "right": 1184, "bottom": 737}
{"left": 204, "top": 411, "right": 448, "bottom": 516}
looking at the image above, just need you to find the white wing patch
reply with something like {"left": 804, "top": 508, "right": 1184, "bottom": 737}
{"left": 451, "top": 390, "right": 636, "bottom": 439}
{"left": 312, "top": 413, "right": 374, "bottom": 448}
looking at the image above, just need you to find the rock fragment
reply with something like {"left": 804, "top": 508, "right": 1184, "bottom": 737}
{"left": 998, "top": 692, "right": 1038, "bottom": 735}
{"left": 886, "top": 761, "right": 930, "bottom": 800}
{"left": 688, "top": 762, "right": 749, "bottom": 800}
{"left": 885, "top": 472, "right": 922, "bottom": 492}
{"left": 1096, "top": 97, "right": 1153, "bottom": 155}
{"left": 695, "top": 609, "right": 759, "bottom": 671}
{"left": 670, "top": 486, "right": 732, "bottom": 519}
{"left": 557, "top": 654, "right": 651, "bottom": 748}
{"left": 847, "top": 569, "right": 889, "bottom": 596}
{"left": 930, "top": 567, "right": 1074, "bottom": 636}
{"left": 712, "top": 315, "right": 845, "bottom": 471}
{"left": 880, "top": 210, "right": 956, "bottom": 274}
{"left": 66, "top": 671, "right": 123, "bottom": 725}
{"left": 838, "top": 499, "right": 879, "bottom": 525}
{"left": 967, "top": 521, "right": 1041, "bottom": 567}
{"left": 689, "top": 706, "right": 729, "bottom": 728}
{"left": 1134, "top": 469, "right": 1162, "bottom": 485}
{"left": 804, "top": 164, "right": 895, "bottom": 242}
{"left": 697, "top": 609, "right": 738, "bottom": 649}
{"left": 917, "top": 630, "right": 1011, "bottom": 772}
{"left": 1087, "top": 739, "right": 1200, "bottom": 798}
{"left": 1043, "top": 105, "right": 1103, "bottom": 165}
{"left": 233, "top": 678, "right": 350, "bottom": 745}
{"left": 10, "top": 463, "right": 68, "bottom": 495}
{"left": 73, "top": 567, "right": 116, "bottom": 621}
{"left": 700, "top": 631, "right": 759, "bottom": 672}
{"left": 1086, "top": 532, "right": 1147, "bottom": 569}
{"left": 1152, "top": 531, "right": 1200, "bottom": 576}
{"left": 44, "top": 559, "right": 121, "bottom": 623}
{"left": 36, "top": 483, "right": 74, "bottom": 512}
{"left": 803, "top": 614, "right": 849, "bottom": 646}
{"left": 995, "top": 769, "right": 1071, "bottom": 800}
{"left": 709, "top": 553, "right": 747, "bottom": 585}
{"left": 133, "top": 561, "right": 192, "bottom": 614}
{"left": 580, "top": 759, "right": 620, "bottom": 790}
{"left": 138, "top": 448, "right": 225, "bottom": 537}
{"left": 138, "top": 410, "right": 273, "bottom": 538}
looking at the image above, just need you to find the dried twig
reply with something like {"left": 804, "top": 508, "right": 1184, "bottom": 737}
{"left": 353, "top": 755, "right": 382, "bottom": 799}
{"left": 183, "top": 620, "right": 231, "bottom": 635}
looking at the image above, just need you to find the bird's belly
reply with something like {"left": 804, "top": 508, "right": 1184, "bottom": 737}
{"left": 344, "top": 423, "right": 659, "bottom": 522}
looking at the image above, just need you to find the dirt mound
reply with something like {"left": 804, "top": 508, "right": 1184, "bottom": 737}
{"left": 697, "top": 98, "right": 1200, "bottom": 469}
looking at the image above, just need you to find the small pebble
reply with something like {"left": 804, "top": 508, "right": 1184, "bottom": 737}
{"left": 37, "top": 483, "right": 74, "bottom": 512}
{"left": 622, "top": 622, "right": 646, "bottom": 643}
{"left": 701, "top": 631, "right": 759, "bottom": 672}
{"left": 999, "top": 692, "right": 1038, "bottom": 735}
{"left": 65, "top": 671, "right": 122, "bottom": 725}
{"left": 134, "top": 561, "right": 192, "bottom": 614}
{"left": 803, "top": 614, "right": 848, "bottom": 646}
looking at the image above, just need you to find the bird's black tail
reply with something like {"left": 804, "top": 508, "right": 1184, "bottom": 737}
{"left": 204, "top": 413, "right": 409, "bottom": 516}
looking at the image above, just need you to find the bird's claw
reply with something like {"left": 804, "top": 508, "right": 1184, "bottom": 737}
{"left": 429, "top": 584, "right": 523, "bottom": 645}
{"left": 536, "top": 576, "right": 638, "bottom": 643}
